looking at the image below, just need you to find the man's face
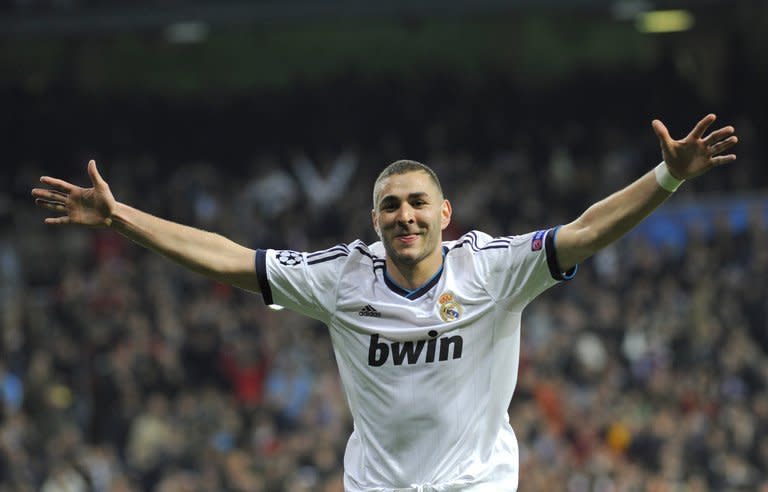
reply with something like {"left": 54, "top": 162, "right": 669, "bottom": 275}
{"left": 372, "top": 171, "right": 451, "bottom": 268}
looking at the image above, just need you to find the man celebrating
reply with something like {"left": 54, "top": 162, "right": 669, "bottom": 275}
{"left": 33, "top": 114, "right": 737, "bottom": 491}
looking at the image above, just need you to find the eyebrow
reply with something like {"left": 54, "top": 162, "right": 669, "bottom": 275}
{"left": 378, "top": 192, "right": 429, "bottom": 208}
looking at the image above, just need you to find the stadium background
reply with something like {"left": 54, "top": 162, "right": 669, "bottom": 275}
{"left": 1, "top": 0, "right": 768, "bottom": 490}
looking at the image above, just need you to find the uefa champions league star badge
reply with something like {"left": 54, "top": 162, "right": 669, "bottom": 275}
{"left": 438, "top": 291, "right": 463, "bottom": 322}
{"left": 276, "top": 250, "right": 303, "bottom": 266}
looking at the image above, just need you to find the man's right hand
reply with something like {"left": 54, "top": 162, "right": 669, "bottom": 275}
{"left": 32, "top": 160, "right": 116, "bottom": 227}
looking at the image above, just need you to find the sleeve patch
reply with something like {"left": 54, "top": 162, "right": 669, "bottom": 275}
{"left": 276, "top": 250, "right": 304, "bottom": 266}
{"left": 531, "top": 230, "right": 546, "bottom": 251}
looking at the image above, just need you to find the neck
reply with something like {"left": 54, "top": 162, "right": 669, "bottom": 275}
{"left": 385, "top": 248, "right": 444, "bottom": 290}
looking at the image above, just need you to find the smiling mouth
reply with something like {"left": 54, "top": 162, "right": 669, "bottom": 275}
{"left": 395, "top": 233, "right": 419, "bottom": 244}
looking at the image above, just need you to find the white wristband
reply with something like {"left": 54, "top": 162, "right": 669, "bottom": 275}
{"left": 654, "top": 161, "right": 684, "bottom": 192}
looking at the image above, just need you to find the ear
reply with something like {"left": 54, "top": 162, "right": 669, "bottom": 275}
{"left": 440, "top": 199, "right": 452, "bottom": 231}
{"left": 371, "top": 208, "right": 381, "bottom": 237}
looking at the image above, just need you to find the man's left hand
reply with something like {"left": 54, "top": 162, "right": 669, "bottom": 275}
{"left": 652, "top": 114, "right": 738, "bottom": 180}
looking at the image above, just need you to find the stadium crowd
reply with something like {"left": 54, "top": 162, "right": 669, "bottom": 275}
{"left": 1, "top": 89, "right": 768, "bottom": 491}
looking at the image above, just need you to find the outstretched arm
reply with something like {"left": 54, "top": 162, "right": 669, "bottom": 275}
{"left": 555, "top": 114, "right": 738, "bottom": 271}
{"left": 32, "top": 160, "right": 261, "bottom": 293}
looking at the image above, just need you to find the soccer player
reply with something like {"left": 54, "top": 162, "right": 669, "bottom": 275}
{"left": 32, "top": 114, "right": 737, "bottom": 491}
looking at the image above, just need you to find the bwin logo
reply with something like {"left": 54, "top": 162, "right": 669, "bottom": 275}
{"left": 368, "top": 331, "right": 463, "bottom": 366}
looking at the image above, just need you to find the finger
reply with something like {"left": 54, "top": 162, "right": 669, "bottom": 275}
{"left": 709, "top": 136, "right": 739, "bottom": 155}
{"left": 651, "top": 119, "right": 672, "bottom": 148}
{"left": 687, "top": 113, "right": 716, "bottom": 140}
{"left": 49, "top": 188, "right": 68, "bottom": 199}
{"left": 35, "top": 199, "right": 67, "bottom": 212}
{"left": 31, "top": 188, "right": 67, "bottom": 201}
{"left": 39, "top": 176, "right": 77, "bottom": 194}
{"left": 711, "top": 154, "right": 736, "bottom": 166}
{"left": 44, "top": 216, "right": 72, "bottom": 225}
{"left": 88, "top": 160, "right": 106, "bottom": 188}
{"left": 703, "top": 126, "right": 735, "bottom": 145}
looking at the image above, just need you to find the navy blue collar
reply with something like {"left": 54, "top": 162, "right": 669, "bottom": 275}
{"left": 384, "top": 247, "right": 447, "bottom": 300}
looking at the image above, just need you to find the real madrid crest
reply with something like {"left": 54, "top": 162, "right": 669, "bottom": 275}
{"left": 438, "top": 291, "right": 463, "bottom": 322}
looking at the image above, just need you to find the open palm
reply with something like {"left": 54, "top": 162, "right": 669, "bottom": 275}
{"left": 652, "top": 114, "right": 738, "bottom": 180}
{"left": 32, "top": 160, "right": 115, "bottom": 227}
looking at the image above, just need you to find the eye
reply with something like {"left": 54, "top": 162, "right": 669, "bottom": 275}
{"left": 411, "top": 199, "right": 426, "bottom": 208}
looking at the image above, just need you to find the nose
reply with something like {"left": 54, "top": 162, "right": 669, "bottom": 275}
{"left": 395, "top": 204, "right": 415, "bottom": 224}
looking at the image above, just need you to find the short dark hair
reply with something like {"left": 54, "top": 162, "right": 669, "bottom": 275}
{"left": 372, "top": 160, "right": 443, "bottom": 208}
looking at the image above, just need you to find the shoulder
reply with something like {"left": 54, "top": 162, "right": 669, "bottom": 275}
{"left": 272, "top": 240, "right": 381, "bottom": 267}
{"left": 295, "top": 241, "right": 386, "bottom": 276}
{"left": 352, "top": 240, "right": 385, "bottom": 262}
{"left": 443, "top": 230, "right": 531, "bottom": 254}
{"left": 301, "top": 243, "right": 352, "bottom": 266}
{"left": 443, "top": 230, "right": 490, "bottom": 253}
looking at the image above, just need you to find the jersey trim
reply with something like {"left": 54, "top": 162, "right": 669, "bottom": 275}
{"left": 384, "top": 263, "right": 444, "bottom": 299}
{"left": 448, "top": 231, "right": 480, "bottom": 251}
{"left": 255, "top": 249, "right": 274, "bottom": 305}
{"left": 545, "top": 227, "right": 578, "bottom": 281}
{"left": 307, "top": 244, "right": 350, "bottom": 258}
{"left": 307, "top": 244, "right": 350, "bottom": 265}
{"left": 448, "top": 231, "right": 516, "bottom": 253}
{"left": 353, "top": 244, "right": 386, "bottom": 271}
{"left": 353, "top": 244, "right": 377, "bottom": 260}
{"left": 382, "top": 246, "right": 447, "bottom": 300}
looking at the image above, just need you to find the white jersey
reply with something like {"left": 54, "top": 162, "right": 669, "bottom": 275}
{"left": 255, "top": 228, "right": 576, "bottom": 491}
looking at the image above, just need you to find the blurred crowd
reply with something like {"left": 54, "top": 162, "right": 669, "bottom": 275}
{"left": 2, "top": 97, "right": 768, "bottom": 492}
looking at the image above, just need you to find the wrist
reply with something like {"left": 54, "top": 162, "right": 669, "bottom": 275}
{"left": 654, "top": 161, "right": 685, "bottom": 192}
{"left": 104, "top": 201, "right": 124, "bottom": 228}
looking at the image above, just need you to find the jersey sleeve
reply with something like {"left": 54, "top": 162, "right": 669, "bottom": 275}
{"left": 474, "top": 227, "right": 577, "bottom": 311}
{"left": 255, "top": 244, "right": 351, "bottom": 323}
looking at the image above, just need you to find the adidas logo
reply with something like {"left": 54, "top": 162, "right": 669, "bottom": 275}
{"left": 358, "top": 305, "right": 381, "bottom": 318}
